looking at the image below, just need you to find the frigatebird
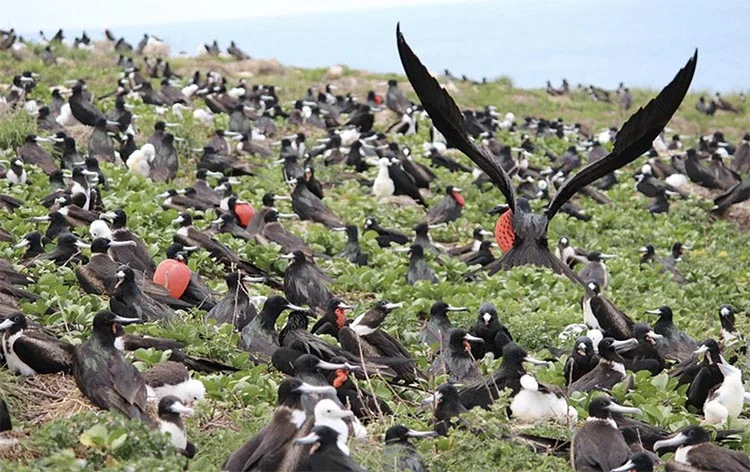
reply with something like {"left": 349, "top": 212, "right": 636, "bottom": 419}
{"left": 396, "top": 24, "right": 696, "bottom": 283}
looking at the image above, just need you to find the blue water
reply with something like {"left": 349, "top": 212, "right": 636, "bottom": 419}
{"left": 63, "top": 0, "right": 750, "bottom": 91}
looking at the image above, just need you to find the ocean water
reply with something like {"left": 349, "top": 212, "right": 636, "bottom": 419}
{"left": 87, "top": 0, "right": 750, "bottom": 91}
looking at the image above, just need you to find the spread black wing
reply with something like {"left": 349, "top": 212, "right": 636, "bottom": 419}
{"left": 547, "top": 50, "right": 697, "bottom": 219}
{"left": 396, "top": 24, "right": 516, "bottom": 212}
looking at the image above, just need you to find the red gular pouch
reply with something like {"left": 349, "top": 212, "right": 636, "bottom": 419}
{"left": 451, "top": 190, "right": 465, "bottom": 207}
{"left": 153, "top": 259, "right": 191, "bottom": 299}
{"left": 333, "top": 369, "right": 349, "bottom": 388}
{"left": 494, "top": 209, "right": 515, "bottom": 253}
{"left": 233, "top": 201, "right": 255, "bottom": 227}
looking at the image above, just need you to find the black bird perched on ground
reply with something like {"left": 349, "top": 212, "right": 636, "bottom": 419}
{"left": 363, "top": 217, "right": 409, "bottom": 247}
{"left": 418, "top": 302, "right": 466, "bottom": 350}
{"left": 468, "top": 302, "right": 513, "bottom": 359}
{"left": 569, "top": 337, "right": 634, "bottom": 394}
{"left": 295, "top": 425, "right": 366, "bottom": 472}
{"left": 459, "top": 342, "right": 548, "bottom": 410}
{"left": 571, "top": 396, "right": 642, "bottom": 472}
{"left": 644, "top": 305, "right": 696, "bottom": 362}
{"left": 69, "top": 84, "right": 115, "bottom": 128}
{"left": 73, "top": 311, "right": 150, "bottom": 423}
{"left": 425, "top": 383, "right": 470, "bottom": 436}
{"left": 582, "top": 281, "right": 635, "bottom": 341}
{"left": 397, "top": 25, "right": 697, "bottom": 283}
{"left": 385, "top": 79, "right": 410, "bottom": 115}
{"left": 653, "top": 425, "right": 750, "bottom": 471}
{"left": 431, "top": 328, "right": 484, "bottom": 383}
{"left": 382, "top": 425, "right": 437, "bottom": 472}
{"left": 334, "top": 224, "right": 368, "bottom": 266}
{"left": 620, "top": 323, "right": 665, "bottom": 375}
{"left": 674, "top": 339, "right": 724, "bottom": 411}
{"left": 223, "top": 377, "right": 335, "bottom": 472}
{"left": 291, "top": 178, "right": 346, "bottom": 229}
{"left": 0, "top": 312, "right": 75, "bottom": 376}
{"left": 15, "top": 231, "right": 44, "bottom": 260}
{"left": 99, "top": 209, "right": 157, "bottom": 276}
{"left": 281, "top": 250, "right": 334, "bottom": 313}
{"left": 425, "top": 186, "right": 464, "bottom": 225}
{"left": 110, "top": 266, "right": 176, "bottom": 322}
{"left": 403, "top": 244, "right": 439, "bottom": 285}
{"left": 564, "top": 336, "right": 598, "bottom": 385}
{"left": 29, "top": 232, "right": 89, "bottom": 266}
{"left": 206, "top": 271, "right": 263, "bottom": 330}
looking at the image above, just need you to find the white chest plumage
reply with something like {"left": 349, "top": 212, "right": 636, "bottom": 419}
{"left": 4, "top": 332, "right": 37, "bottom": 376}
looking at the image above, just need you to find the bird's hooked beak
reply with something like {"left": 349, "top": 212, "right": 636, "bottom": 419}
{"left": 611, "top": 338, "right": 639, "bottom": 351}
{"left": 693, "top": 344, "right": 710, "bottom": 355}
{"left": 114, "top": 315, "right": 141, "bottom": 325}
{"left": 274, "top": 195, "right": 292, "bottom": 201}
{"left": 407, "top": 429, "right": 439, "bottom": 438}
{"left": 108, "top": 241, "right": 137, "bottom": 248}
{"left": 653, "top": 432, "right": 688, "bottom": 452}
{"left": 294, "top": 432, "right": 321, "bottom": 445}
{"left": 171, "top": 215, "right": 185, "bottom": 225}
{"left": 242, "top": 275, "right": 266, "bottom": 284}
{"left": 644, "top": 309, "right": 662, "bottom": 315}
{"left": 645, "top": 331, "right": 663, "bottom": 345}
{"left": 606, "top": 401, "right": 642, "bottom": 416}
{"left": 427, "top": 223, "right": 446, "bottom": 230}
{"left": 74, "top": 240, "right": 91, "bottom": 249}
{"left": 422, "top": 391, "right": 443, "bottom": 407}
{"left": 482, "top": 312, "right": 492, "bottom": 325}
{"left": 463, "top": 333, "right": 484, "bottom": 351}
{"left": 384, "top": 302, "right": 404, "bottom": 310}
{"left": 331, "top": 227, "right": 347, "bottom": 232}
{"left": 390, "top": 247, "right": 411, "bottom": 253}
{"left": 99, "top": 211, "right": 118, "bottom": 219}
{"left": 285, "top": 303, "right": 306, "bottom": 311}
{"left": 277, "top": 212, "right": 299, "bottom": 219}
{"left": 316, "top": 360, "right": 349, "bottom": 371}
{"left": 30, "top": 215, "right": 50, "bottom": 222}
{"left": 447, "top": 305, "right": 468, "bottom": 312}
{"left": 599, "top": 254, "right": 617, "bottom": 259}
{"left": 609, "top": 459, "right": 637, "bottom": 472}
{"left": 277, "top": 253, "right": 295, "bottom": 260}
{"left": 479, "top": 230, "right": 494, "bottom": 237}
{"left": 13, "top": 239, "right": 30, "bottom": 249}
{"left": 523, "top": 356, "right": 549, "bottom": 366}
{"left": 576, "top": 342, "right": 588, "bottom": 356}
{"left": 0, "top": 318, "right": 16, "bottom": 331}
{"left": 295, "top": 382, "right": 337, "bottom": 395}
{"left": 169, "top": 401, "right": 195, "bottom": 416}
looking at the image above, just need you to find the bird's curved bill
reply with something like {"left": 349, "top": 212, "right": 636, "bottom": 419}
{"left": 421, "top": 391, "right": 442, "bottom": 407}
{"left": 644, "top": 309, "right": 662, "bottom": 315}
{"left": 100, "top": 211, "right": 118, "bottom": 219}
{"left": 0, "top": 319, "right": 15, "bottom": 331}
{"left": 331, "top": 227, "right": 347, "bottom": 232}
{"left": 600, "top": 254, "right": 617, "bottom": 259}
{"left": 446, "top": 305, "right": 468, "bottom": 312}
{"left": 610, "top": 460, "right": 636, "bottom": 472}
{"left": 285, "top": 303, "right": 306, "bottom": 311}
{"left": 204, "top": 170, "right": 224, "bottom": 178}
{"left": 109, "top": 241, "right": 136, "bottom": 247}
{"left": 693, "top": 345, "right": 710, "bottom": 355}
{"left": 479, "top": 230, "right": 493, "bottom": 237}
{"left": 427, "top": 223, "right": 446, "bottom": 229}
{"left": 653, "top": 432, "right": 687, "bottom": 452}
{"left": 278, "top": 253, "right": 295, "bottom": 260}
{"left": 30, "top": 216, "right": 50, "bottom": 222}
{"left": 242, "top": 275, "right": 265, "bottom": 284}
{"left": 295, "top": 383, "right": 336, "bottom": 395}
{"left": 171, "top": 216, "right": 185, "bottom": 225}
{"left": 317, "top": 360, "right": 348, "bottom": 370}
{"left": 182, "top": 246, "right": 199, "bottom": 251}
{"left": 169, "top": 401, "right": 195, "bottom": 416}
{"left": 464, "top": 333, "right": 484, "bottom": 343}
{"left": 274, "top": 195, "right": 292, "bottom": 201}
{"left": 13, "top": 239, "right": 30, "bottom": 249}
{"left": 611, "top": 339, "right": 638, "bottom": 350}
{"left": 523, "top": 356, "right": 549, "bottom": 366}
{"left": 384, "top": 302, "right": 404, "bottom": 310}
{"left": 114, "top": 315, "right": 141, "bottom": 325}
{"left": 606, "top": 401, "right": 642, "bottom": 416}
{"left": 407, "top": 429, "right": 438, "bottom": 438}
{"left": 294, "top": 432, "right": 320, "bottom": 445}
{"left": 74, "top": 241, "right": 91, "bottom": 249}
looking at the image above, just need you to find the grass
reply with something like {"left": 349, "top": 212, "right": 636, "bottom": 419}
{"left": 0, "top": 41, "right": 749, "bottom": 471}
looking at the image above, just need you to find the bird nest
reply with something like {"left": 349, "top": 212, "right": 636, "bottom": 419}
{"left": 4, "top": 373, "right": 95, "bottom": 426}
{"left": 682, "top": 182, "right": 750, "bottom": 229}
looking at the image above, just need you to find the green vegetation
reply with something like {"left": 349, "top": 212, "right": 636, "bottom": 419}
{"left": 0, "top": 42, "right": 749, "bottom": 471}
